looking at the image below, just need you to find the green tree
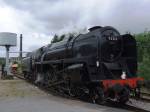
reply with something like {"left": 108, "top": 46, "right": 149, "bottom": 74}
{"left": 0, "top": 58, "right": 5, "bottom": 65}
{"left": 135, "top": 32, "right": 150, "bottom": 80}
{"left": 51, "top": 34, "right": 59, "bottom": 43}
{"left": 59, "top": 34, "right": 65, "bottom": 41}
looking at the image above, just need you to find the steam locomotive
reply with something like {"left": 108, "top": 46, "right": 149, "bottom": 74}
{"left": 22, "top": 26, "right": 144, "bottom": 104}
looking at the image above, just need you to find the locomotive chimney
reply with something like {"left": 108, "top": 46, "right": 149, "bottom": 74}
{"left": 19, "top": 34, "right": 23, "bottom": 61}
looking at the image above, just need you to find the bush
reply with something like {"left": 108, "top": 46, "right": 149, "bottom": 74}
{"left": 135, "top": 32, "right": 150, "bottom": 80}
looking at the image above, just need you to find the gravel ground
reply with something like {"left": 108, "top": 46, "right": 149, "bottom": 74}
{"left": 0, "top": 78, "right": 149, "bottom": 112}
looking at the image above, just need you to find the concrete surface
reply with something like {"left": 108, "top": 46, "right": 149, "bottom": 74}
{"left": 0, "top": 78, "right": 149, "bottom": 112}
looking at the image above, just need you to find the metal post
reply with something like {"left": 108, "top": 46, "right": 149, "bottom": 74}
{"left": 20, "top": 34, "right": 23, "bottom": 61}
{"left": 5, "top": 45, "right": 10, "bottom": 75}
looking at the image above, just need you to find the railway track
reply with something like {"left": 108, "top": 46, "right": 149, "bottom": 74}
{"left": 14, "top": 73, "right": 25, "bottom": 80}
{"left": 130, "top": 89, "right": 150, "bottom": 103}
{"left": 103, "top": 100, "right": 150, "bottom": 112}
{"left": 138, "top": 92, "right": 150, "bottom": 103}
{"left": 14, "top": 73, "right": 150, "bottom": 101}
{"left": 14, "top": 74, "right": 150, "bottom": 112}
{"left": 141, "top": 92, "right": 150, "bottom": 97}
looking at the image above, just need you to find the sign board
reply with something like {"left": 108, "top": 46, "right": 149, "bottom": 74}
{"left": 0, "top": 32, "right": 17, "bottom": 46}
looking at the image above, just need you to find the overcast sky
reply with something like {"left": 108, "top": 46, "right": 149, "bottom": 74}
{"left": 0, "top": 0, "right": 150, "bottom": 57}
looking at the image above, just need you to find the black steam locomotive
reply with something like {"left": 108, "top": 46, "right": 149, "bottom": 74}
{"left": 22, "top": 26, "right": 143, "bottom": 104}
